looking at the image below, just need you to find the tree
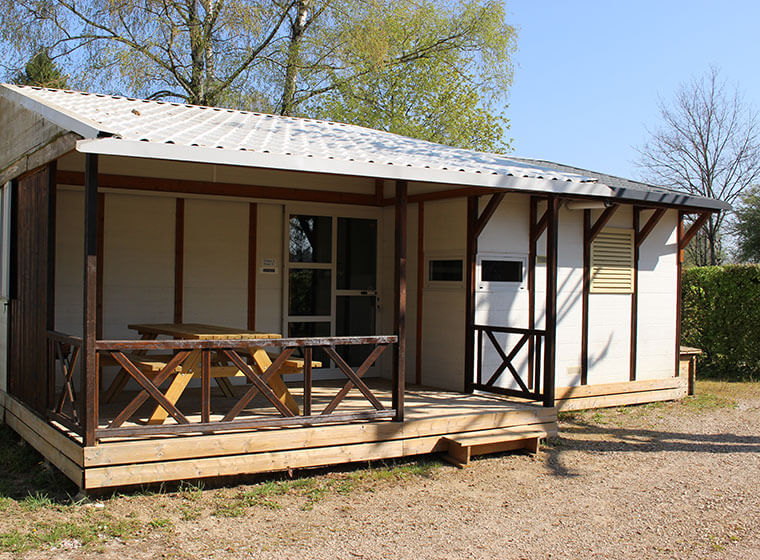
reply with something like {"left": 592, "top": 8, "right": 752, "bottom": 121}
{"left": 733, "top": 185, "right": 760, "bottom": 262}
{"left": 0, "top": 0, "right": 516, "bottom": 151}
{"left": 637, "top": 67, "right": 760, "bottom": 266}
{"left": 13, "top": 50, "right": 68, "bottom": 89}
{"left": 305, "top": 1, "right": 513, "bottom": 151}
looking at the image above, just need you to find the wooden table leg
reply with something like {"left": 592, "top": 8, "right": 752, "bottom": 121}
{"left": 250, "top": 347, "right": 301, "bottom": 415}
{"left": 147, "top": 349, "right": 201, "bottom": 425}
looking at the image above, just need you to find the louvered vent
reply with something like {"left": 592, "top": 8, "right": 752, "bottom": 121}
{"left": 590, "top": 228, "right": 634, "bottom": 293}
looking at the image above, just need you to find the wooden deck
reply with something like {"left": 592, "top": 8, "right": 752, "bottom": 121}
{"left": 1, "top": 380, "right": 557, "bottom": 490}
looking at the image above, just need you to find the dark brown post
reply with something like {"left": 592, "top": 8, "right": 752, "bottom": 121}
{"left": 630, "top": 207, "right": 640, "bottom": 381}
{"left": 415, "top": 201, "right": 424, "bottom": 385}
{"left": 392, "top": 180, "right": 407, "bottom": 421}
{"left": 675, "top": 211, "right": 683, "bottom": 378}
{"left": 464, "top": 196, "right": 478, "bottom": 394}
{"left": 82, "top": 154, "right": 99, "bottom": 446}
{"left": 581, "top": 209, "right": 591, "bottom": 385}
{"left": 542, "top": 197, "right": 559, "bottom": 408}
{"left": 174, "top": 198, "right": 184, "bottom": 323}
{"left": 527, "top": 196, "right": 538, "bottom": 389}
{"left": 247, "top": 202, "right": 257, "bottom": 330}
{"left": 46, "top": 161, "right": 57, "bottom": 409}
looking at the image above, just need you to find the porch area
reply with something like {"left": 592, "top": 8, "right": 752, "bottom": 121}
{"left": 3, "top": 377, "right": 556, "bottom": 490}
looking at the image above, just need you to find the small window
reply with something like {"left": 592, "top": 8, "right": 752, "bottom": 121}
{"left": 429, "top": 259, "right": 463, "bottom": 282}
{"left": 481, "top": 260, "right": 522, "bottom": 283}
{"left": 477, "top": 254, "right": 527, "bottom": 290}
{"left": 590, "top": 228, "right": 634, "bottom": 294}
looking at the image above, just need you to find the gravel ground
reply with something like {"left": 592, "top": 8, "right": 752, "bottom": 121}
{"left": 5, "top": 381, "right": 760, "bottom": 559}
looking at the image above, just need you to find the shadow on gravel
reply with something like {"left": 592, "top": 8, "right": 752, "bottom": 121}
{"left": 543, "top": 417, "right": 760, "bottom": 478}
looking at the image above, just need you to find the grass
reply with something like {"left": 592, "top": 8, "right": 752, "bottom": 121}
{"left": 0, "top": 513, "right": 141, "bottom": 554}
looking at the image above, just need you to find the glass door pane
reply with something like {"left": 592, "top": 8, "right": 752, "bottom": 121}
{"left": 337, "top": 218, "right": 377, "bottom": 291}
{"left": 289, "top": 215, "right": 332, "bottom": 263}
{"left": 336, "top": 295, "right": 376, "bottom": 366}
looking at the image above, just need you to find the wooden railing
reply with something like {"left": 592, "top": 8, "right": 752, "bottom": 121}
{"left": 473, "top": 325, "right": 552, "bottom": 405}
{"left": 47, "top": 331, "right": 85, "bottom": 437}
{"left": 50, "top": 333, "right": 398, "bottom": 442}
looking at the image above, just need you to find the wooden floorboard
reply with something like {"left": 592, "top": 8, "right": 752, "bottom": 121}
{"left": 3, "top": 382, "right": 559, "bottom": 490}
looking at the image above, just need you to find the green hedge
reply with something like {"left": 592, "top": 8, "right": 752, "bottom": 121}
{"left": 681, "top": 264, "right": 760, "bottom": 380}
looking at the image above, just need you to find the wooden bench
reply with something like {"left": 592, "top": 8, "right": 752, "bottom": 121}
{"left": 101, "top": 352, "right": 321, "bottom": 403}
{"left": 442, "top": 427, "right": 547, "bottom": 468}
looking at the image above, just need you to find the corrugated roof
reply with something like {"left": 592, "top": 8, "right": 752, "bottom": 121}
{"left": 0, "top": 84, "right": 592, "bottom": 180}
{"left": 509, "top": 157, "right": 730, "bottom": 210}
{"left": 0, "top": 84, "right": 727, "bottom": 209}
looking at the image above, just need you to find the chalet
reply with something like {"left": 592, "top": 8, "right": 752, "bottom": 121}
{"left": 0, "top": 85, "right": 726, "bottom": 490}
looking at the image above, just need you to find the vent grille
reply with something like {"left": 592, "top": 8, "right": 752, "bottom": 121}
{"left": 590, "top": 229, "right": 634, "bottom": 293}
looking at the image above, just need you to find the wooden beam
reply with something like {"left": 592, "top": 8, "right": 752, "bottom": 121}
{"left": 635, "top": 207, "right": 666, "bottom": 248}
{"left": 679, "top": 211, "right": 711, "bottom": 249}
{"left": 392, "top": 180, "right": 407, "bottom": 421}
{"left": 531, "top": 205, "right": 550, "bottom": 244}
{"left": 630, "top": 208, "right": 640, "bottom": 382}
{"left": 375, "top": 178, "right": 384, "bottom": 206}
{"left": 527, "top": 196, "right": 541, "bottom": 389}
{"left": 247, "top": 202, "right": 257, "bottom": 330}
{"left": 46, "top": 161, "right": 57, "bottom": 410}
{"left": 173, "top": 198, "right": 184, "bottom": 324}
{"left": 473, "top": 192, "right": 505, "bottom": 238}
{"left": 96, "top": 193, "right": 105, "bottom": 339}
{"left": 588, "top": 204, "right": 619, "bottom": 241}
{"left": 383, "top": 186, "right": 495, "bottom": 206}
{"left": 543, "top": 197, "right": 559, "bottom": 408}
{"left": 676, "top": 211, "right": 684, "bottom": 378}
{"left": 57, "top": 170, "right": 378, "bottom": 207}
{"left": 581, "top": 209, "right": 591, "bottom": 385}
{"left": 82, "top": 154, "right": 99, "bottom": 447}
{"left": 464, "top": 196, "right": 478, "bottom": 394}
{"left": 415, "top": 201, "right": 424, "bottom": 386}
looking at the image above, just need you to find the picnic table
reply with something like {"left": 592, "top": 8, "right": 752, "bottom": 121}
{"left": 102, "top": 323, "right": 308, "bottom": 424}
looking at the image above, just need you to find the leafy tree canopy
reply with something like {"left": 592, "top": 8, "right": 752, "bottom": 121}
{"left": 0, "top": 0, "right": 516, "bottom": 152}
{"left": 733, "top": 185, "right": 760, "bottom": 263}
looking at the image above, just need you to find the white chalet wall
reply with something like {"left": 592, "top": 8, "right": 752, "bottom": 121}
{"left": 635, "top": 209, "right": 678, "bottom": 380}
{"left": 102, "top": 193, "right": 175, "bottom": 339}
{"left": 420, "top": 198, "right": 466, "bottom": 391}
{"left": 183, "top": 198, "right": 248, "bottom": 327}
{"left": 55, "top": 188, "right": 84, "bottom": 336}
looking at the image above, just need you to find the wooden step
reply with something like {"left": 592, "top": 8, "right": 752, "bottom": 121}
{"left": 442, "top": 427, "right": 548, "bottom": 468}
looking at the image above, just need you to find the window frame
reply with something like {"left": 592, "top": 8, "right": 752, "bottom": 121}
{"left": 476, "top": 253, "right": 528, "bottom": 292}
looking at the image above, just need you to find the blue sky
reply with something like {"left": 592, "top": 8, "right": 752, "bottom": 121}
{"left": 504, "top": 1, "right": 760, "bottom": 181}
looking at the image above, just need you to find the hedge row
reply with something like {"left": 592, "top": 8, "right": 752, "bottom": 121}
{"left": 681, "top": 264, "right": 760, "bottom": 380}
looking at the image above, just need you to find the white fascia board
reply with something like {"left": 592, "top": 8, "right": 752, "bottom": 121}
{"left": 76, "top": 137, "right": 614, "bottom": 198}
{"left": 0, "top": 85, "right": 115, "bottom": 139}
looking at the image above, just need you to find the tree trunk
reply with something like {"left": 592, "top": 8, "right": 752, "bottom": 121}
{"left": 280, "top": 0, "right": 310, "bottom": 116}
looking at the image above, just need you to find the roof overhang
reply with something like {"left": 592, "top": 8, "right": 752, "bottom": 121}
{"left": 76, "top": 137, "right": 616, "bottom": 198}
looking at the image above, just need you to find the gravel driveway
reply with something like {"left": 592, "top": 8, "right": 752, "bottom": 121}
{"left": 6, "top": 381, "right": 760, "bottom": 559}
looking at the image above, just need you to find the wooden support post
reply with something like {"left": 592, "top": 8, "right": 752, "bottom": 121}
{"left": 392, "top": 181, "right": 407, "bottom": 421}
{"left": 464, "top": 196, "right": 478, "bottom": 394}
{"left": 543, "top": 198, "right": 559, "bottom": 408}
{"left": 581, "top": 209, "right": 591, "bottom": 386}
{"left": 415, "top": 201, "right": 424, "bottom": 386}
{"left": 46, "top": 161, "right": 57, "bottom": 410}
{"left": 174, "top": 199, "right": 184, "bottom": 323}
{"left": 96, "top": 193, "right": 105, "bottom": 339}
{"left": 82, "top": 154, "right": 99, "bottom": 447}
{"left": 676, "top": 211, "right": 684, "bottom": 378}
{"left": 247, "top": 202, "right": 257, "bottom": 330}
